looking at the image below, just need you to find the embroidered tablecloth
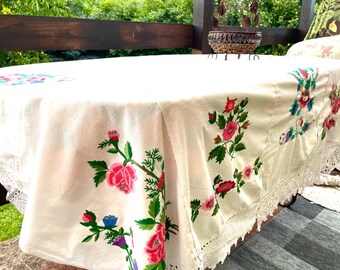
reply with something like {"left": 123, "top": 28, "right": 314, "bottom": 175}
{"left": 0, "top": 54, "right": 339, "bottom": 270}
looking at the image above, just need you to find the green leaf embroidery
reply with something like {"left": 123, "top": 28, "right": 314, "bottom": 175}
{"left": 94, "top": 232, "right": 100, "bottom": 242}
{"left": 191, "top": 209, "right": 199, "bottom": 223}
{"left": 135, "top": 218, "right": 157, "bottom": 230}
{"left": 148, "top": 196, "right": 161, "bottom": 219}
{"left": 212, "top": 203, "right": 219, "bottom": 216}
{"left": 107, "top": 148, "right": 119, "bottom": 154}
{"left": 94, "top": 170, "right": 107, "bottom": 187}
{"left": 235, "top": 143, "right": 246, "bottom": 152}
{"left": 190, "top": 199, "right": 201, "bottom": 210}
{"left": 234, "top": 132, "right": 244, "bottom": 144}
{"left": 208, "top": 145, "right": 221, "bottom": 161}
{"left": 159, "top": 208, "right": 166, "bottom": 223}
{"left": 254, "top": 156, "right": 260, "bottom": 166}
{"left": 98, "top": 140, "right": 113, "bottom": 149}
{"left": 218, "top": 115, "right": 227, "bottom": 129}
{"left": 88, "top": 160, "right": 108, "bottom": 171}
{"left": 239, "top": 112, "right": 248, "bottom": 122}
{"left": 144, "top": 263, "right": 161, "bottom": 270}
{"left": 82, "top": 235, "right": 93, "bottom": 243}
{"left": 216, "top": 146, "right": 226, "bottom": 163}
{"left": 124, "top": 142, "right": 133, "bottom": 159}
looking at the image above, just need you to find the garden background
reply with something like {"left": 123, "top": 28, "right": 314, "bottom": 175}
{"left": 1, "top": 0, "right": 322, "bottom": 67}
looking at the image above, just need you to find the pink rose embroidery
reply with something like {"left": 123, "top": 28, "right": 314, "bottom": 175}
{"left": 106, "top": 163, "right": 137, "bottom": 194}
{"left": 201, "top": 194, "right": 215, "bottom": 211}
{"left": 243, "top": 165, "right": 253, "bottom": 180}
{"left": 222, "top": 121, "right": 238, "bottom": 141}
{"left": 145, "top": 223, "right": 165, "bottom": 264}
{"left": 322, "top": 46, "right": 332, "bottom": 57}
{"left": 297, "top": 117, "right": 304, "bottom": 127}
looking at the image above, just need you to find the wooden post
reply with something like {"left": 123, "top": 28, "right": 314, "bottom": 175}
{"left": 299, "top": 0, "right": 316, "bottom": 35}
{"left": 193, "top": 0, "right": 214, "bottom": 53}
{"left": 0, "top": 183, "right": 8, "bottom": 206}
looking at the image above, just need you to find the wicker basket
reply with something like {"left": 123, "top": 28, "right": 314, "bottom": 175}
{"left": 208, "top": 30, "right": 262, "bottom": 54}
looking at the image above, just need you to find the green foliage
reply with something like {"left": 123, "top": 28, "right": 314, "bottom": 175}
{"left": 90, "top": 0, "right": 141, "bottom": 20}
{"left": 255, "top": 44, "right": 293, "bottom": 56}
{"left": 259, "top": 0, "right": 301, "bottom": 28}
{"left": 135, "top": 0, "right": 193, "bottom": 24}
{"left": 108, "top": 48, "right": 191, "bottom": 58}
{"left": 0, "top": 51, "right": 51, "bottom": 68}
{"left": 0, "top": 203, "right": 23, "bottom": 242}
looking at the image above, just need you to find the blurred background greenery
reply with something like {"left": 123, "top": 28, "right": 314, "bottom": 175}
{"left": 0, "top": 203, "right": 23, "bottom": 242}
{"left": 0, "top": 0, "right": 322, "bottom": 67}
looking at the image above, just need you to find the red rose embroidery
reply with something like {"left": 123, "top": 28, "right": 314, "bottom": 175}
{"left": 332, "top": 98, "right": 340, "bottom": 114}
{"left": 323, "top": 115, "right": 336, "bottom": 130}
{"left": 216, "top": 181, "right": 235, "bottom": 194}
{"left": 157, "top": 172, "right": 165, "bottom": 190}
{"left": 82, "top": 213, "right": 93, "bottom": 223}
{"left": 108, "top": 130, "right": 120, "bottom": 141}
{"left": 225, "top": 99, "right": 235, "bottom": 113}
{"left": 222, "top": 121, "right": 238, "bottom": 141}
{"left": 106, "top": 163, "right": 137, "bottom": 194}
{"left": 201, "top": 194, "right": 215, "bottom": 211}
{"left": 145, "top": 223, "right": 165, "bottom": 264}
{"left": 298, "top": 69, "right": 309, "bottom": 79}
{"left": 298, "top": 90, "right": 311, "bottom": 108}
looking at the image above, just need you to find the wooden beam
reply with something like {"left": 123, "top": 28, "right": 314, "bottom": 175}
{"left": 0, "top": 183, "right": 8, "bottom": 206}
{"left": 0, "top": 15, "right": 193, "bottom": 51}
{"left": 299, "top": 0, "right": 316, "bottom": 35}
{"left": 193, "top": 0, "right": 214, "bottom": 53}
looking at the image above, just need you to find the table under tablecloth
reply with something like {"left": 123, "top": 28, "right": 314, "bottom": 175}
{"left": 0, "top": 54, "right": 339, "bottom": 270}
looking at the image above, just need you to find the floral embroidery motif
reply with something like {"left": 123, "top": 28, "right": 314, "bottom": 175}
{"left": 80, "top": 211, "right": 138, "bottom": 270}
{"left": 321, "top": 84, "right": 339, "bottom": 139}
{"left": 279, "top": 118, "right": 312, "bottom": 145}
{"left": 191, "top": 97, "right": 263, "bottom": 223}
{"left": 289, "top": 68, "right": 318, "bottom": 116}
{"left": 208, "top": 98, "right": 250, "bottom": 162}
{"left": 0, "top": 73, "right": 73, "bottom": 85}
{"left": 86, "top": 130, "right": 178, "bottom": 270}
{"left": 190, "top": 158, "right": 262, "bottom": 222}
{"left": 280, "top": 68, "right": 318, "bottom": 145}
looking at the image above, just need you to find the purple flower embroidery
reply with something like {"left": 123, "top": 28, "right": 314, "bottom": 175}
{"left": 112, "top": 235, "right": 127, "bottom": 249}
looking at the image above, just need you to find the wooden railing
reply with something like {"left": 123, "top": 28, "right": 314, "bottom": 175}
{"left": 0, "top": 0, "right": 315, "bottom": 54}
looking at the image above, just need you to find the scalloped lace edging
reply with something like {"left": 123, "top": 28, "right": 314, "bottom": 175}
{"left": 195, "top": 146, "right": 332, "bottom": 270}
{"left": 0, "top": 157, "right": 27, "bottom": 214}
{"left": 321, "top": 142, "right": 340, "bottom": 173}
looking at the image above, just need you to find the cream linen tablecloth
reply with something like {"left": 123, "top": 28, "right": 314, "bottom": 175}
{"left": 0, "top": 54, "right": 340, "bottom": 270}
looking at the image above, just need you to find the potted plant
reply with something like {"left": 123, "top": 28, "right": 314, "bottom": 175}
{"left": 208, "top": 0, "right": 262, "bottom": 57}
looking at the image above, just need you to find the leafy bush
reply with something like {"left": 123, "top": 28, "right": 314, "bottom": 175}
{"left": 0, "top": 203, "right": 23, "bottom": 242}
{"left": 0, "top": 51, "right": 51, "bottom": 68}
{"left": 259, "top": 0, "right": 301, "bottom": 28}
